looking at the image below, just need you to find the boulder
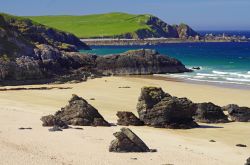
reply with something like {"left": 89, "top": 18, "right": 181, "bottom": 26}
{"left": 109, "top": 128, "right": 150, "bottom": 152}
{"left": 194, "top": 102, "right": 229, "bottom": 123}
{"left": 54, "top": 94, "right": 110, "bottom": 126}
{"left": 40, "top": 115, "right": 68, "bottom": 129}
{"left": 223, "top": 104, "right": 250, "bottom": 122}
{"left": 245, "top": 157, "right": 250, "bottom": 165}
{"left": 116, "top": 111, "right": 144, "bottom": 126}
{"left": 137, "top": 87, "right": 198, "bottom": 129}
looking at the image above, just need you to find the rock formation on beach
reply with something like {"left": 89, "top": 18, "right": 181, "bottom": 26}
{"left": 96, "top": 49, "right": 190, "bottom": 75}
{"left": 41, "top": 94, "right": 110, "bottom": 127}
{"left": 194, "top": 102, "right": 229, "bottom": 123}
{"left": 223, "top": 104, "right": 250, "bottom": 122}
{"left": 137, "top": 87, "right": 199, "bottom": 129}
{"left": 109, "top": 128, "right": 151, "bottom": 152}
{"left": 116, "top": 111, "right": 144, "bottom": 126}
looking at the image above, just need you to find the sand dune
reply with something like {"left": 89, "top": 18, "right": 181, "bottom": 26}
{"left": 0, "top": 76, "right": 249, "bottom": 165}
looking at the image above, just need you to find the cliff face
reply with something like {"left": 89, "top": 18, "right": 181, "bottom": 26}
{"left": 0, "top": 13, "right": 91, "bottom": 81}
{"left": 116, "top": 15, "right": 199, "bottom": 39}
{"left": 96, "top": 49, "right": 190, "bottom": 75}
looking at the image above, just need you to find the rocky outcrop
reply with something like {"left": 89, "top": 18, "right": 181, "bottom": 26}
{"left": 109, "top": 128, "right": 151, "bottom": 152}
{"left": 113, "top": 15, "right": 199, "bottom": 39}
{"left": 1, "top": 13, "right": 89, "bottom": 51}
{"left": 53, "top": 94, "right": 110, "bottom": 126}
{"left": 223, "top": 104, "right": 250, "bottom": 122}
{"left": 174, "top": 23, "right": 199, "bottom": 39}
{"left": 1, "top": 14, "right": 191, "bottom": 83}
{"left": 116, "top": 111, "right": 144, "bottom": 126}
{"left": 137, "top": 87, "right": 198, "bottom": 129}
{"left": 0, "top": 13, "right": 93, "bottom": 82}
{"left": 96, "top": 49, "right": 190, "bottom": 75}
{"left": 194, "top": 102, "right": 229, "bottom": 123}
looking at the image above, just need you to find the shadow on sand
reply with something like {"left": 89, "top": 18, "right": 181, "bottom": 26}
{"left": 198, "top": 125, "right": 224, "bottom": 129}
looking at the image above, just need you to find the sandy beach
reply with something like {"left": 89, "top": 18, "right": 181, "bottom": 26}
{"left": 0, "top": 76, "right": 250, "bottom": 165}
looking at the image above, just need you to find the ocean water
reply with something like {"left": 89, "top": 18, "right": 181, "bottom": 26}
{"left": 80, "top": 41, "right": 250, "bottom": 88}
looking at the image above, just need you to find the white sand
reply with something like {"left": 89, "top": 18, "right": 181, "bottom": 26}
{"left": 0, "top": 76, "right": 249, "bottom": 165}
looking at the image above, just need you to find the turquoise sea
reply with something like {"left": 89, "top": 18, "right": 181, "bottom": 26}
{"left": 80, "top": 41, "right": 250, "bottom": 88}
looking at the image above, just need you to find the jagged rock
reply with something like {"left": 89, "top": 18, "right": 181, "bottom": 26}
{"left": 194, "top": 102, "right": 229, "bottom": 123}
{"left": 245, "top": 157, "right": 250, "bottom": 165}
{"left": 116, "top": 111, "right": 144, "bottom": 126}
{"left": 54, "top": 94, "right": 110, "bottom": 126}
{"left": 109, "top": 128, "right": 150, "bottom": 152}
{"left": 96, "top": 49, "right": 190, "bottom": 75}
{"left": 40, "top": 115, "right": 68, "bottom": 129}
{"left": 223, "top": 104, "right": 250, "bottom": 122}
{"left": 137, "top": 87, "right": 198, "bottom": 129}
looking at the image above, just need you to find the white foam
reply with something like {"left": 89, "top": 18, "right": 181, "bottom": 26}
{"left": 226, "top": 77, "right": 250, "bottom": 82}
{"left": 212, "top": 70, "right": 230, "bottom": 75}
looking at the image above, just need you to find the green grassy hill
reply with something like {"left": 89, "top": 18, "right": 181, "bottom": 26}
{"left": 27, "top": 12, "right": 199, "bottom": 39}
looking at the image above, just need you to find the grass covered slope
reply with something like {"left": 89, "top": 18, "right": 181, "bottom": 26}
{"left": 28, "top": 12, "right": 199, "bottom": 39}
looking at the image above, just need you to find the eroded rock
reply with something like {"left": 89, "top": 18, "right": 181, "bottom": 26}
{"left": 116, "top": 111, "right": 144, "bottom": 126}
{"left": 137, "top": 87, "right": 198, "bottom": 129}
{"left": 223, "top": 104, "right": 250, "bottom": 122}
{"left": 54, "top": 94, "right": 110, "bottom": 126}
{"left": 194, "top": 102, "right": 229, "bottom": 123}
{"left": 109, "top": 128, "right": 151, "bottom": 152}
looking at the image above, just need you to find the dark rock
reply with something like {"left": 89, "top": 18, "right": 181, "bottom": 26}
{"left": 223, "top": 104, "right": 250, "bottom": 122}
{"left": 209, "top": 140, "right": 216, "bottom": 142}
{"left": 236, "top": 144, "right": 247, "bottom": 147}
{"left": 109, "top": 128, "right": 151, "bottom": 152}
{"left": 96, "top": 49, "right": 190, "bottom": 75}
{"left": 48, "top": 125, "right": 63, "bottom": 132}
{"left": 245, "top": 157, "right": 250, "bottom": 165}
{"left": 194, "top": 102, "right": 229, "bottom": 123}
{"left": 40, "top": 115, "right": 68, "bottom": 129}
{"left": 116, "top": 111, "right": 144, "bottom": 126}
{"left": 192, "top": 67, "right": 201, "bottom": 70}
{"left": 54, "top": 94, "right": 110, "bottom": 126}
{"left": 137, "top": 87, "right": 198, "bottom": 129}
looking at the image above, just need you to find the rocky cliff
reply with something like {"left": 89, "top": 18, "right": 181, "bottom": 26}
{"left": 115, "top": 15, "right": 199, "bottom": 39}
{"left": 0, "top": 13, "right": 190, "bottom": 84}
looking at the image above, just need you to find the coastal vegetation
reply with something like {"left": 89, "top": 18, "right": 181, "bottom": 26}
{"left": 27, "top": 12, "right": 199, "bottom": 39}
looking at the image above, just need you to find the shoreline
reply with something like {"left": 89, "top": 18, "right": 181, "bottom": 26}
{"left": 81, "top": 38, "right": 249, "bottom": 46}
{"left": 117, "top": 75, "right": 250, "bottom": 91}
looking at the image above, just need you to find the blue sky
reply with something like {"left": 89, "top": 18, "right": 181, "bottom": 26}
{"left": 0, "top": 0, "right": 249, "bottom": 30}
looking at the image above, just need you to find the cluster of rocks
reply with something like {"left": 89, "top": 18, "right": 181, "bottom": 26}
{"left": 136, "top": 87, "right": 198, "bottom": 129}
{"left": 41, "top": 94, "right": 110, "bottom": 130}
{"left": 115, "top": 87, "right": 250, "bottom": 128}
